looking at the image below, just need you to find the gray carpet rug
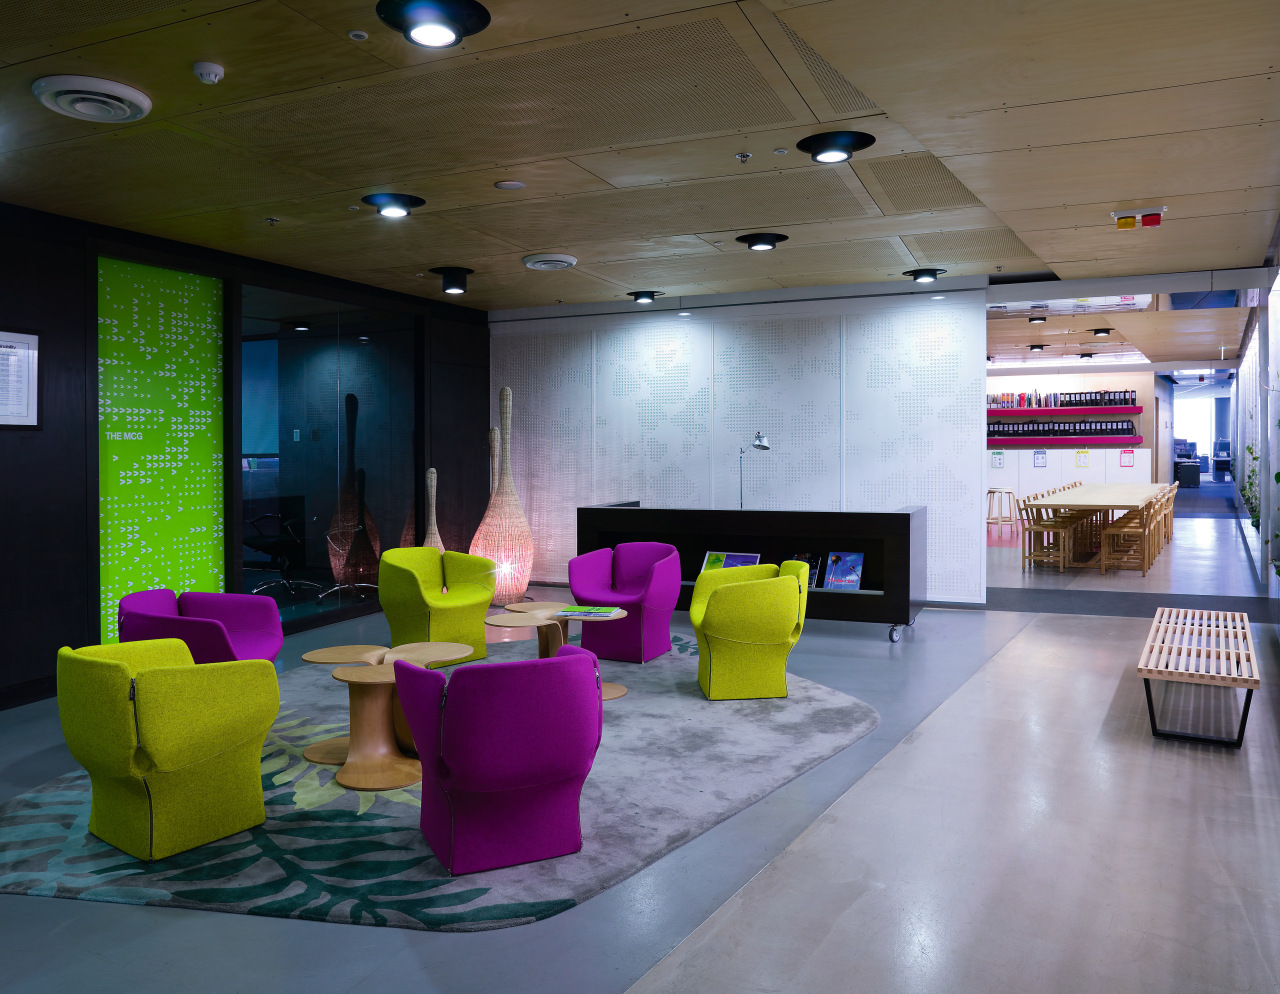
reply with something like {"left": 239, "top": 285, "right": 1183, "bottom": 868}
{"left": 0, "top": 634, "right": 878, "bottom": 931}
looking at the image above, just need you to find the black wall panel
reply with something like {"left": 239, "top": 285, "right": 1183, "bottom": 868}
{"left": 430, "top": 362, "right": 491, "bottom": 555}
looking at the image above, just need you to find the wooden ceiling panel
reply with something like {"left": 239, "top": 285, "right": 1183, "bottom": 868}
{"left": 376, "top": 265, "right": 628, "bottom": 310}
{"left": 568, "top": 116, "right": 921, "bottom": 189}
{"left": 903, "top": 228, "right": 1038, "bottom": 266}
{"left": 942, "top": 122, "right": 1280, "bottom": 214}
{"left": 582, "top": 237, "right": 910, "bottom": 285}
{"left": 179, "top": 10, "right": 809, "bottom": 186}
{"left": 0, "top": 1, "right": 388, "bottom": 155}
{"left": 1020, "top": 212, "right": 1280, "bottom": 278}
{"left": 278, "top": 0, "right": 733, "bottom": 70}
{"left": 693, "top": 204, "right": 1005, "bottom": 247}
{"left": 914, "top": 73, "right": 1280, "bottom": 158}
{"left": 855, "top": 153, "right": 984, "bottom": 215}
{"left": 782, "top": 0, "right": 1280, "bottom": 129}
{"left": 999, "top": 187, "right": 1280, "bottom": 234}
{"left": 441, "top": 167, "right": 873, "bottom": 248}
{"left": 0, "top": 0, "right": 233, "bottom": 64}
{"left": 988, "top": 308, "right": 1251, "bottom": 364}
{"left": 0, "top": 124, "right": 337, "bottom": 223}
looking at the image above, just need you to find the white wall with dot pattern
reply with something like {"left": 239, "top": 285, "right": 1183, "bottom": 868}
{"left": 491, "top": 291, "right": 986, "bottom": 602}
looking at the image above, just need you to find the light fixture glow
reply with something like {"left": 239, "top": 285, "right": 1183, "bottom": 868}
{"left": 677, "top": 311, "right": 692, "bottom": 317}
{"left": 736, "top": 232, "right": 788, "bottom": 251}
{"left": 628, "top": 290, "right": 663, "bottom": 304}
{"left": 931, "top": 295, "right": 946, "bottom": 300}
{"left": 795, "top": 130, "right": 877, "bottom": 163}
{"left": 375, "top": 0, "right": 491, "bottom": 48}
{"left": 1028, "top": 315, "right": 1047, "bottom": 324}
{"left": 361, "top": 192, "right": 425, "bottom": 217}
{"left": 429, "top": 266, "right": 474, "bottom": 294}
{"left": 293, "top": 325, "right": 309, "bottom": 332}
{"left": 903, "top": 267, "right": 946, "bottom": 283}
{"left": 1091, "top": 328, "right": 1111, "bottom": 337}
{"left": 1028, "top": 344, "right": 1045, "bottom": 352}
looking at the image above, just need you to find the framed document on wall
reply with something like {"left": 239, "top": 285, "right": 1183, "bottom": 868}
{"left": 0, "top": 330, "right": 39, "bottom": 428}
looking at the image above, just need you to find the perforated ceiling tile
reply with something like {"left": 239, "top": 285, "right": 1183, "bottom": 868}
{"left": 186, "top": 18, "right": 798, "bottom": 186}
{"left": 861, "top": 152, "right": 983, "bottom": 214}
{"left": 444, "top": 168, "right": 869, "bottom": 247}
{"left": 906, "top": 227, "right": 1038, "bottom": 263}
{"left": 589, "top": 237, "right": 905, "bottom": 285}
{"left": 0, "top": 126, "right": 333, "bottom": 221}
{"left": 0, "top": 0, "right": 187, "bottom": 51}
{"left": 774, "top": 16, "right": 878, "bottom": 116}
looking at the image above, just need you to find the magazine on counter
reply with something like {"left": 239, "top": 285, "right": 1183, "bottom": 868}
{"left": 789, "top": 552, "right": 823, "bottom": 587}
{"left": 700, "top": 551, "right": 761, "bottom": 571}
{"left": 822, "top": 552, "right": 865, "bottom": 590}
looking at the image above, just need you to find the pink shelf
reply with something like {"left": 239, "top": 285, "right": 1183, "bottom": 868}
{"left": 987, "top": 436, "right": 1143, "bottom": 448}
{"left": 986, "top": 406, "right": 1142, "bottom": 417}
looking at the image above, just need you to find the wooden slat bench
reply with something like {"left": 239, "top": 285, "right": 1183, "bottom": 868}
{"left": 1136, "top": 607, "right": 1259, "bottom": 748}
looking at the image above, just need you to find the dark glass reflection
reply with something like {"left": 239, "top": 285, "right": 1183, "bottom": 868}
{"left": 241, "top": 286, "right": 415, "bottom": 624}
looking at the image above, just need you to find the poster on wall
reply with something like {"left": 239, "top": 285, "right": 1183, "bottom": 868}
{"left": 1033, "top": 449, "right": 1047, "bottom": 468}
{"left": 991, "top": 450, "right": 1004, "bottom": 469}
{"left": 0, "top": 330, "right": 39, "bottom": 428}
{"left": 1120, "top": 449, "right": 1135, "bottom": 468}
{"left": 1075, "top": 450, "right": 1090, "bottom": 468}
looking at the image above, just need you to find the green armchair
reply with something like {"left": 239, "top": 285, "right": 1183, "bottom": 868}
{"left": 56, "top": 638, "right": 279, "bottom": 861}
{"left": 379, "top": 548, "right": 497, "bottom": 663}
{"left": 690, "top": 561, "right": 809, "bottom": 700}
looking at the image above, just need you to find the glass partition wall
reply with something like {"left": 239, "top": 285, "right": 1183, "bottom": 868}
{"left": 241, "top": 285, "right": 417, "bottom": 624}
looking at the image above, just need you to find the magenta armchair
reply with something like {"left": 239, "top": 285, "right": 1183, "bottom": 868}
{"left": 118, "top": 589, "right": 284, "bottom": 665}
{"left": 393, "top": 645, "right": 603, "bottom": 875}
{"left": 568, "top": 542, "right": 680, "bottom": 662}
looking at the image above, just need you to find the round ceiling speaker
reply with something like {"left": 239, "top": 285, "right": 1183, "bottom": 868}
{"left": 523, "top": 253, "right": 577, "bottom": 271}
{"left": 32, "top": 75, "right": 152, "bottom": 122}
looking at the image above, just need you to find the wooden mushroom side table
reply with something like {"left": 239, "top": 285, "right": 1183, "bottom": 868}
{"left": 574, "top": 606, "right": 631, "bottom": 701}
{"left": 330, "top": 665, "right": 423, "bottom": 791}
{"left": 484, "top": 611, "right": 567, "bottom": 658}
{"left": 504, "top": 601, "right": 571, "bottom": 643}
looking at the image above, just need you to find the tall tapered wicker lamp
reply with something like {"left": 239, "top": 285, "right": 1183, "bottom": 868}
{"left": 470, "top": 387, "right": 533, "bottom": 604}
{"left": 423, "top": 467, "right": 445, "bottom": 553}
{"left": 488, "top": 427, "right": 500, "bottom": 494}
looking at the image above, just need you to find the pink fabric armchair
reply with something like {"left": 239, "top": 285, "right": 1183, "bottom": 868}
{"left": 393, "top": 645, "right": 603, "bottom": 875}
{"left": 118, "top": 589, "right": 284, "bottom": 665}
{"left": 567, "top": 542, "right": 681, "bottom": 662}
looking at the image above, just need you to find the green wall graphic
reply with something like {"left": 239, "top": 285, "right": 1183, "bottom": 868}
{"left": 98, "top": 258, "right": 225, "bottom": 641}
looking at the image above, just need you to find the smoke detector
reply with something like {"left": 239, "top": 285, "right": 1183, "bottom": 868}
{"left": 523, "top": 253, "right": 577, "bottom": 271}
{"left": 32, "top": 75, "right": 152, "bottom": 122}
{"left": 193, "top": 62, "right": 224, "bottom": 85}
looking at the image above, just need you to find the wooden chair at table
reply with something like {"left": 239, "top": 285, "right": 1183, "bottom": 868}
{"left": 1020, "top": 495, "right": 1082, "bottom": 572}
{"left": 1101, "top": 500, "right": 1153, "bottom": 576}
{"left": 1162, "top": 481, "right": 1178, "bottom": 546}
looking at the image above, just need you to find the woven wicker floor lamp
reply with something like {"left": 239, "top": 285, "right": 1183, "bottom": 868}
{"left": 470, "top": 386, "right": 533, "bottom": 604}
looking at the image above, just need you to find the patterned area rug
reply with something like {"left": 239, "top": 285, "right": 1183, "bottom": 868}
{"left": 0, "top": 634, "right": 878, "bottom": 931}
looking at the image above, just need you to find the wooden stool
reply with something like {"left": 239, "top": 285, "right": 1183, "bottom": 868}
{"left": 986, "top": 487, "right": 1016, "bottom": 532}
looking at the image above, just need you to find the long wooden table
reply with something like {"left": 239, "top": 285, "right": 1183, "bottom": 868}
{"left": 1025, "top": 483, "right": 1166, "bottom": 513}
{"left": 1025, "top": 483, "right": 1167, "bottom": 570}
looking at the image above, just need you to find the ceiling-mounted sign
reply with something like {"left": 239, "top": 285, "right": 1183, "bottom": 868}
{"left": 1033, "top": 449, "right": 1047, "bottom": 468}
{"left": 0, "top": 330, "right": 39, "bottom": 428}
{"left": 1076, "top": 449, "right": 1090, "bottom": 468}
{"left": 1120, "top": 449, "right": 1135, "bottom": 468}
{"left": 991, "top": 450, "right": 1004, "bottom": 469}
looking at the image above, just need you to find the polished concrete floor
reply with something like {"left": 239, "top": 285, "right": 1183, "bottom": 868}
{"left": 0, "top": 602, "right": 1030, "bottom": 993}
{"left": 627, "top": 612, "right": 1280, "bottom": 994}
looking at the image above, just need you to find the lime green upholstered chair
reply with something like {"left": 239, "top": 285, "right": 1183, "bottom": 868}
{"left": 56, "top": 638, "right": 279, "bottom": 861}
{"left": 379, "top": 548, "right": 497, "bottom": 663}
{"left": 690, "top": 561, "right": 809, "bottom": 700}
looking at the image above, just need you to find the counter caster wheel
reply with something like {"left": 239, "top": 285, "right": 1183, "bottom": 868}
{"left": 907, "top": 617, "right": 916, "bottom": 627}
{"left": 889, "top": 626, "right": 901, "bottom": 643}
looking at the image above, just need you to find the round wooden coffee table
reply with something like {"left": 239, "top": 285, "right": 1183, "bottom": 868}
{"left": 331, "top": 665, "right": 422, "bottom": 791}
{"left": 487, "top": 606, "right": 629, "bottom": 700}
{"left": 301, "top": 642, "right": 472, "bottom": 765}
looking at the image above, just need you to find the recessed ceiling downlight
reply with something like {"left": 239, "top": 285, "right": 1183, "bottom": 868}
{"left": 32, "top": 75, "right": 151, "bottom": 122}
{"left": 375, "top": 0, "right": 491, "bottom": 48}
{"left": 795, "top": 130, "right": 877, "bottom": 163}
{"left": 523, "top": 253, "right": 577, "bottom": 271}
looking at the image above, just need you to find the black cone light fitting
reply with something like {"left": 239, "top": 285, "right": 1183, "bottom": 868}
{"left": 375, "top": 0, "right": 491, "bottom": 48}
{"left": 903, "top": 267, "right": 946, "bottom": 283}
{"left": 1028, "top": 315, "right": 1047, "bottom": 324}
{"left": 628, "top": 290, "right": 664, "bottom": 304}
{"left": 1028, "top": 344, "right": 1045, "bottom": 352}
{"left": 429, "top": 266, "right": 474, "bottom": 294}
{"left": 1091, "top": 328, "right": 1112, "bottom": 337}
{"left": 736, "top": 232, "right": 788, "bottom": 251}
{"left": 795, "top": 130, "right": 877, "bottom": 163}
{"left": 362, "top": 192, "right": 425, "bottom": 217}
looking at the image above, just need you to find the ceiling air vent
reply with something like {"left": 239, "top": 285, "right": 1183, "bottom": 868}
{"left": 523, "top": 253, "right": 577, "bottom": 271}
{"left": 32, "top": 76, "right": 152, "bottom": 122}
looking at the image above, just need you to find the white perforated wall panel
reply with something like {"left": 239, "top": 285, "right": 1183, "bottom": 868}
{"left": 491, "top": 291, "right": 986, "bottom": 602}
